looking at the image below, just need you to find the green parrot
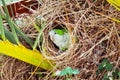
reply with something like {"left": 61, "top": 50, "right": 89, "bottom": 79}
{"left": 49, "top": 29, "right": 70, "bottom": 51}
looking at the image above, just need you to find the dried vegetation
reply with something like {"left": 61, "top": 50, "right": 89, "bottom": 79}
{"left": 1, "top": 0, "right": 120, "bottom": 80}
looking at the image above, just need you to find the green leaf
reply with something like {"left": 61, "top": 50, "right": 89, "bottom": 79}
{"left": 96, "top": 70, "right": 100, "bottom": 75}
{"left": 99, "top": 64, "right": 105, "bottom": 71}
{"left": 60, "top": 69, "right": 67, "bottom": 76}
{"left": 118, "top": 71, "right": 120, "bottom": 77}
{"left": 59, "top": 66, "right": 79, "bottom": 76}
{"left": 72, "top": 69, "right": 79, "bottom": 75}
{"left": 103, "top": 74, "right": 109, "bottom": 80}
{"left": 0, "top": 14, "right": 5, "bottom": 41}
{"left": 105, "top": 63, "right": 113, "bottom": 71}
{"left": 102, "top": 58, "right": 109, "bottom": 64}
{"left": 1, "top": 0, "right": 19, "bottom": 44}
{"left": 38, "top": 73, "right": 43, "bottom": 78}
{"left": 112, "top": 68, "right": 119, "bottom": 78}
{"left": 60, "top": 67, "right": 72, "bottom": 76}
{"left": 14, "top": 25, "right": 34, "bottom": 47}
{"left": 99, "top": 58, "right": 110, "bottom": 71}
{"left": 65, "top": 67, "right": 73, "bottom": 75}
{"left": 4, "top": 29, "right": 17, "bottom": 44}
{"left": 33, "top": 19, "right": 46, "bottom": 50}
{"left": 0, "top": 0, "right": 20, "bottom": 6}
{"left": 66, "top": 78, "right": 72, "bottom": 80}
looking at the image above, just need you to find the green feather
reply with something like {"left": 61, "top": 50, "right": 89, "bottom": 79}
{"left": 54, "top": 29, "right": 66, "bottom": 35}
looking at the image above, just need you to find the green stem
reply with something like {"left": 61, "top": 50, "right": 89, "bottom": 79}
{"left": 0, "top": 14, "right": 5, "bottom": 41}
{"left": 1, "top": 0, "right": 19, "bottom": 44}
{"left": 33, "top": 20, "right": 46, "bottom": 50}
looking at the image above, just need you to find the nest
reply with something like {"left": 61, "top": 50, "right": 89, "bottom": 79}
{"left": 0, "top": 57, "right": 37, "bottom": 80}
{"left": 1, "top": 0, "right": 120, "bottom": 80}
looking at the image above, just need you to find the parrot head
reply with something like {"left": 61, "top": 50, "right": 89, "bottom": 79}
{"left": 49, "top": 29, "right": 65, "bottom": 35}
{"left": 49, "top": 29, "right": 70, "bottom": 51}
{"left": 49, "top": 29, "right": 66, "bottom": 41}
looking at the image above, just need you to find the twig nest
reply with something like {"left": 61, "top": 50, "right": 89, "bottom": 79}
{"left": 41, "top": 20, "right": 79, "bottom": 60}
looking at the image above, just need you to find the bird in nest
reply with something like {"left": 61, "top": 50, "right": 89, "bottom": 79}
{"left": 49, "top": 29, "right": 70, "bottom": 53}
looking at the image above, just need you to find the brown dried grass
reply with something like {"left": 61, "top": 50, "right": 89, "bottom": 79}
{"left": 1, "top": 0, "right": 120, "bottom": 80}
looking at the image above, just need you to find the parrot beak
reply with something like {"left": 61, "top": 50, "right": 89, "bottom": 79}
{"left": 49, "top": 35, "right": 55, "bottom": 41}
{"left": 49, "top": 30, "right": 55, "bottom": 41}
{"left": 51, "top": 36, "right": 55, "bottom": 41}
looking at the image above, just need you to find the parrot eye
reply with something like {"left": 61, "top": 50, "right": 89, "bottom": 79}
{"left": 54, "top": 32, "right": 56, "bottom": 34}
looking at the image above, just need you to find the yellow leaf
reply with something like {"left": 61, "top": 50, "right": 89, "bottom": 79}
{"left": 107, "top": 0, "right": 120, "bottom": 11}
{"left": 0, "top": 40, "right": 54, "bottom": 70}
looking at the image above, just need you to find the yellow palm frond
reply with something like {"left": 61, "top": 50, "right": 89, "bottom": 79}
{"left": 0, "top": 40, "right": 54, "bottom": 70}
{"left": 106, "top": 0, "right": 120, "bottom": 11}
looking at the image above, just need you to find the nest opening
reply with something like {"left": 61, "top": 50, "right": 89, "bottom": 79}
{"left": 44, "top": 21, "right": 73, "bottom": 57}
{"left": 37, "top": 16, "right": 78, "bottom": 60}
